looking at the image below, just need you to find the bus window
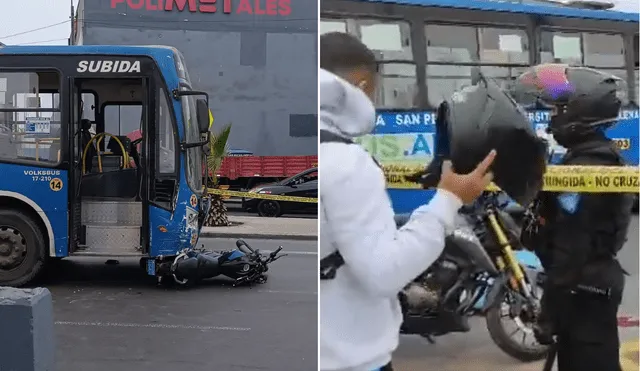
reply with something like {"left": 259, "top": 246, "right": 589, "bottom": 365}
{"left": 320, "top": 19, "right": 347, "bottom": 35}
{"left": 635, "top": 70, "right": 639, "bottom": 105}
{"left": 104, "top": 104, "right": 142, "bottom": 137}
{"left": 426, "top": 65, "right": 473, "bottom": 106}
{"left": 377, "top": 63, "right": 418, "bottom": 109}
{"left": 426, "top": 25, "right": 477, "bottom": 63}
{"left": 0, "top": 71, "right": 61, "bottom": 164}
{"left": 356, "top": 20, "right": 413, "bottom": 61}
{"left": 479, "top": 27, "right": 529, "bottom": 65}
{"left": 482, "top": 66, "right": 529, "bottom": 90}
{"left": 634, "top": 34, "right": 639, "bottom": 69}
{"left": 157, "top": 88, "right": 175, "bottom": 174}
{"left": 81, "top": 93, "right": 96, "bottom": 122}
{"left": 634, "top": 34, "right": 639, "bottom": 104}
{"left": 583, "top": 33, "right": 625, "bottom": 68}
{"left": 103, "top": 104, "right": 143, "bottom": 157}
{"left": 425, "top": 24, "right": 529, "bottom": 107}
{"left": 354, "top": 19, "right": 415, "bottom": 108}
{"left": 425, "top": 65, "right": 526, "bottom": 106}
{"left": 540, "top": 31, "right": 582, "bottom": 65}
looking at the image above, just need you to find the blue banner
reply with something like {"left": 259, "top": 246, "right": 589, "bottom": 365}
{"left": 373, "top": 109, "right": 639, "bottom": 135}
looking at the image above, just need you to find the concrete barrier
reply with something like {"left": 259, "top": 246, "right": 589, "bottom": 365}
{"left": 0, "top": 287, "right": 55, "bottom": 371}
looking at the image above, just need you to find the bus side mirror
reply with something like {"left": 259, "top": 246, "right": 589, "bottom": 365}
{"left": 196, "top": 99, "right": 209, "bottom": 134}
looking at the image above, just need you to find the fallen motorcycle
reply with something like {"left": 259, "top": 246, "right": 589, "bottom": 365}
{"left": 156, "top": 239, "right": 286, "bottom": 286}
{"left": 397, "top": 191, "right": 548, "bottom": 362}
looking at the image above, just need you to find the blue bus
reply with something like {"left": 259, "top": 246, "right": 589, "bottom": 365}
{"left": 321, "top": 0, "right": 639, "bottom": 213}
{"left": 0, "top": 45, "right": 211, "bottom": 286}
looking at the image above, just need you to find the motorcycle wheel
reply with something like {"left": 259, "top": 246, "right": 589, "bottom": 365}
{"left": 485, "top": 288, "right": 549, "bottom": 362}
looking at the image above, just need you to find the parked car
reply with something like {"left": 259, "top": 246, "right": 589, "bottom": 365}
{"left": 242, "top": 168, "right": 318, "bottom": 217}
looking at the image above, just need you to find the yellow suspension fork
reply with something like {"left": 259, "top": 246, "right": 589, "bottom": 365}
{"left": 486, "top": 210, "right": 533, "bottom": 298}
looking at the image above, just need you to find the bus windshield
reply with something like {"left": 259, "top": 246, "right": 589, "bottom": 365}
{"left": 181, "top": 87, "right": 204, "bottom": 193}
{"left": 174, "top": 49, "right": 191, "bottom": 84}
{"left": 175, "top": 51, "right": 204, "bottom": 192}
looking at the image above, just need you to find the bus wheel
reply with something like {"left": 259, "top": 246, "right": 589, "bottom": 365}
{"left": 0, "top": 210, "right": 47, "bottom": 287}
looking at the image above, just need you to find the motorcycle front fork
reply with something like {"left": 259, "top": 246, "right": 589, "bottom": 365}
{"left": 486, "top": 210, "right": 534, "bottom": 301}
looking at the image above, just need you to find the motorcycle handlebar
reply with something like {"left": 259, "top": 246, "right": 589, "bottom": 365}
{"left": 236, "top": 239, "right": 284, "bottom": 264}
{"left": 270, "top": 246, "right": 283, "bottom": 257}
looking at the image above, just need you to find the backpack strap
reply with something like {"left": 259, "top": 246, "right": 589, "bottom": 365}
{"left": 319, "top": 129, "right": 383, "bottom": 279}
{"left": 320, "top": 129, "right": 354, "bottom": 145}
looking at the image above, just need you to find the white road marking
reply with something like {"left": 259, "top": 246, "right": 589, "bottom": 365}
{"left": 263, "top": 249, "right": 317, "bottom": 256}
{"left": 257, "top": 289, "right": 317, "bottom": 295}
{"left": 54, "top": 321, "right": 250, "bottom": 332}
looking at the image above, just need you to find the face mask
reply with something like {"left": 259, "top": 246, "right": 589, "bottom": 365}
{"left": 549, "top": 114, "right": 579, "bottom": 148}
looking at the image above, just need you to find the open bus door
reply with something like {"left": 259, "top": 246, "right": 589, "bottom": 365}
{"left": 68, "top": 75, "right": 155, "bottom": 257}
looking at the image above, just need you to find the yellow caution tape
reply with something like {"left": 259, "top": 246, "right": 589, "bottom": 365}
{"left": 383, "top": 165, "right": 640, "bottom": 193}
{"left": 218, "top": 185, "right": 231, "bottom": 200}
{"left": 207, "top": 188, "right": 317, "bottom": 203}
{"left": 620, "top": 339, "right": 639, "bottom": 371}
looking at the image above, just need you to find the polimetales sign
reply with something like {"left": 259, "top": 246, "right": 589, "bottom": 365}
{"left": 110, "top": 0, "right": 292, "bottom": 15}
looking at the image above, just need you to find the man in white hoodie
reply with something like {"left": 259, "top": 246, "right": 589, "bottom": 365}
{"left": 319, "top": 32, "right": 497, "bottom": 371}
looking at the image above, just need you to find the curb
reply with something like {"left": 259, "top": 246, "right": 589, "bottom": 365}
{"left": 200, "top": 232, "right": 317, "bottom": 241}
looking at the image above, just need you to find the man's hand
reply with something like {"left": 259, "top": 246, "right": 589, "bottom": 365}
{"left": 437, "top": 150, "right": 497, "bottom": 204}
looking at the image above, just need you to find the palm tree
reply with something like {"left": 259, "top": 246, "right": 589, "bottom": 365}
{"left": 203, "top": 124, "right": 232, "bottom": 227}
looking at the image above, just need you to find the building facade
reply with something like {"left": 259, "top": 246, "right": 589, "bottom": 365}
{"left": 74, "top": 0, "right": 318, "bottom": 156}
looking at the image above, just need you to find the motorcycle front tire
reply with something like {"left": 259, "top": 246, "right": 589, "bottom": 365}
{"left": 485, "top": 288, "right": 549, "bottom": 362}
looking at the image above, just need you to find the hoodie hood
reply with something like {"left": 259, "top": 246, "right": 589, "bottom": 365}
{"left": 319, "top": 68, "right": 376, "bottom": 138}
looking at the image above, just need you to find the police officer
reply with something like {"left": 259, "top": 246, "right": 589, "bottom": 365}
{"left": 516, "top": 64, "right": 633, "bottom": 371}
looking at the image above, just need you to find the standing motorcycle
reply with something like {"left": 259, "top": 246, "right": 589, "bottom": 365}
{"left": 397, "top": 191, "right": 548, "bottom": 362}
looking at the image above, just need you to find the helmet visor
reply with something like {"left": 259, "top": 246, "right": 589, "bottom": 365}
{"left": 511, "top": 64, "right": 574, "bottom": 109}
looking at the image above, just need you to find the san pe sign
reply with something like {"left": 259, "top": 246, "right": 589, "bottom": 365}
{"left": 111, "top": 0, "right": 291, "bottom": 16}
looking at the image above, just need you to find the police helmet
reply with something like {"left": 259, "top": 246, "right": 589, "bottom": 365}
{"left": 512, "top": 64, "right": 626, "bottom": 127}
{"left": 436, "top": 68, "right": 548, "bottom": 206}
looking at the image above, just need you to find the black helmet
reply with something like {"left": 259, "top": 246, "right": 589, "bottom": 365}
{"left": 512, "top": 64, "right": 626, "bottom": 132}
{"left": 435, "top": 69, "right": 548, "bottom": 206}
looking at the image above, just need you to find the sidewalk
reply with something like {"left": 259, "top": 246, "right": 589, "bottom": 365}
{"left": 200, "top": 216, "right": 317, "bottom": 240}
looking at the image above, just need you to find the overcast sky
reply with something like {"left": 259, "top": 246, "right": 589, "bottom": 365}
{"left": 0, "top": 0, "right": 636, "bottom": 45}
{"left": 0, "top": 0, "right": 78, "bottom": 46}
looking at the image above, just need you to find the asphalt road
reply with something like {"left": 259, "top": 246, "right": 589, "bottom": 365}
{"left": 393, "top": 216, "right": 639, "bottom": 371}
{"left": 45, "top": 237, "right": 317, "bottom": 371}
